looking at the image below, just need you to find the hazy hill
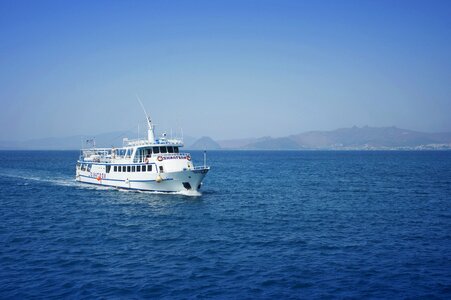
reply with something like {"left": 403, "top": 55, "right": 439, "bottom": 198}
{"left": 0, "top": 131, "right": 135, "bottom": 150}
{"left": 217, "top": 137, "right": 266, "bottom": 149}
{"left": 181, "top": 135, "right": 197, "bottom": 149}
{"left": 290, "top": 126, "right": 451, "bottom": 148}
{"left": 188, "top": 136, "right": 221, "bottom": 150}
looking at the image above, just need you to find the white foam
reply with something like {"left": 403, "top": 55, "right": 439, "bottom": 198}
{"left": 135, "top": 189, "right": 202, "bottom": 197}
{"left": 176, "top": 189, "right": 202, "bottom": 197}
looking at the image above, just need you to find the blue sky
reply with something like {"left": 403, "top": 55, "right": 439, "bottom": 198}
{"left": 1, "top": 0, "right": 450, "bottom": 140}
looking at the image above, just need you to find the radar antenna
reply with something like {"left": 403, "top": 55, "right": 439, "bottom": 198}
{"left": 136, "top": 95, "right": 155, "bottom": 143}
{"left": 137, "top": 96, "right": 152, "bottom": 127}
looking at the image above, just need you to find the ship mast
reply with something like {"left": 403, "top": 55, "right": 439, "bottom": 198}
{"left": 137, "top": 96, "right": 155, "bottom": 143}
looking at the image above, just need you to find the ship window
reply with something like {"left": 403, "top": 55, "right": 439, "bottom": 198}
{"left": 114, "top": 166, "right": 117, "bottom": 172}
{"left": 160, "top": 147, "right": 167, "bottom": 153}
{"left": 106, "top": 165, "right": 111, "bottom": 173}
{"left": 159, "top": 166, "right": 164, "bottom": 173}
{"left": 137, "top": 166, "right": 141, "bottom": 172}
{"left": 122, "top": 166, "right": 126, "bottom": 172}
{"left": 147, "top": 149, "right": 151, "bottom": 155}
{"left": 142, "top": 166, "right": 146, "bottom": 172}
{"left": 132, "top": 166, "right": 135, "bottom": 172}
{"left": 153, "top": 147, "right": 160, "bottom": 154}
{"left": 87, "top": 164, "right": 91, "bottom": 172}
{"left": 174, "top": 147, "right": 179, "bottom": 153}
{"left": 127, "top": 166, "right": 131, "bottom": 172}
{"left": 118, "top": 166, "right": 121, "bottom": 172}
{"left": 147, "top": 165, "right": 152, "bottom": 172}
{"left": 167, "top": 146, "right": 173, "bottom": 153}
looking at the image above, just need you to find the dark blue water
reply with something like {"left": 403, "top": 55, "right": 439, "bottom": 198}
{"left": 1, "top": 150, "right": 450, "bottom": 299}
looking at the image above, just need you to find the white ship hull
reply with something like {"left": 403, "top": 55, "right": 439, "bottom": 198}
{"left": 76, "top": 164, "right": 209, "bottom": 193}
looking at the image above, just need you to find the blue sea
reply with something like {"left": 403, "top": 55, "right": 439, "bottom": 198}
{"left": 1, "top": 150, "right": 450, "bottom": 299}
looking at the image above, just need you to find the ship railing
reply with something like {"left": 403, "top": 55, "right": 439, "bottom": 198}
{"left": 152, "top": 152, "right": 190, "bottom": 158}
{"left": 80, "top": 148, "right": 112, "bottom": 163}
{"left": 81, "top": 148, "right": 111, "bottom": 155}
{"left": 123, "top": 138, "right": 183, "bottom": 147}
{"left": 123, "top": 139, "right": 150, "bottom": 146}
{"left": 79, "top": 156, "right": 112, "bottom": 163}
{"left": 156, "top": 152, "right": 189, "bottom": 156}
{"left": 193, "top": 166, "right": 210, "bottom": 170}
{"left": 158, "top": 139, "right": 183, "bottom": 145}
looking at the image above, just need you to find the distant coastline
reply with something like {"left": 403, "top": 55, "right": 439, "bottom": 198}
{"left": 188, "top": 126, "right": 451, "bottom": 151}
{"left": 1, "top": 126, "right": 451, "bottom": 151}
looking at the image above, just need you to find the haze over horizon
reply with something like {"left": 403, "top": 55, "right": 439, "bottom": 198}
{"left": 1, "top": 0, "right": 450, "bottom": 141}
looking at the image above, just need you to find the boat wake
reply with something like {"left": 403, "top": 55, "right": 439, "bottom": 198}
{"left": 0, "top": 170, "right": 203, "bottom": 197}
{"left": 0, "top": 171, "right": 75, "bottom": 186}
{"left": 0, "top": 170, "right": 108, "bottom": 190}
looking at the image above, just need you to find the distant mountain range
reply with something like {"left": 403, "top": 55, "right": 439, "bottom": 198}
{"left": 287, "top": 126, "right": 451, "bottom": 149}
{"left": 189, "top": 126, "right": 451, "bottom": 150}
{"left": 2, "top": 126, "right": 451, "bottom": 150}
{"left": 0, "top": 131, "right": 135, "bottom": 150}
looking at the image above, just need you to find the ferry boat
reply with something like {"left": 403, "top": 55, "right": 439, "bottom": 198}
{"left": 75, "top": 106, "right": 210, "bottom": 195}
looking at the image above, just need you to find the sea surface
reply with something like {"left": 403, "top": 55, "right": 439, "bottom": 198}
{"left": 0, "top": 150, "right": 450, "bottom": 299}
